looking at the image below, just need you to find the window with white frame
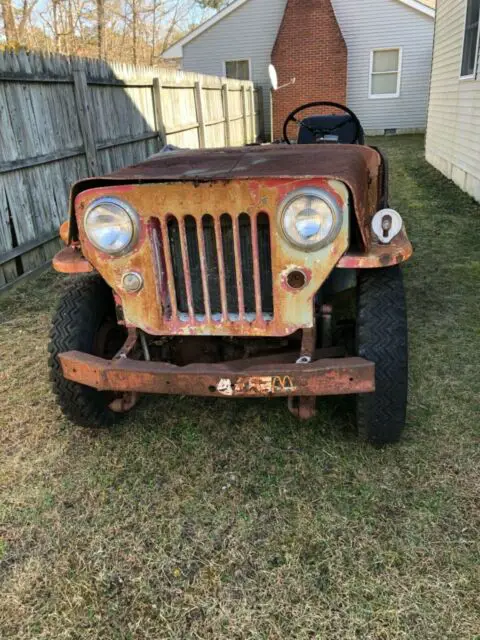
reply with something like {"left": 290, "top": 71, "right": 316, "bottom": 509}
{"left": 460, "top": 0, "right": 480, "bottom": 78}
{"left": 369, "top": 48, "right": 402, "bottom": 98}
{"left": 224, "top": 60, "right": 250, "bottom": 81}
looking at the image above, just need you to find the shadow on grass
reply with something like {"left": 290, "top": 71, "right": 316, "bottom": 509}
{"left": 106, "top": 391, "right": 358, "bottom": 452}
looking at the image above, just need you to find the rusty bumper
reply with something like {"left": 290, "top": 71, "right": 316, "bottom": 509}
{"left": 58, "top": 351, "right": 375, "bottom": 398}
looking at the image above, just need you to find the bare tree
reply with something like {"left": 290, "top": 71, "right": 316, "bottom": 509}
{"left": 0, "top": 0, "right": 17, "bottom": 44}
{"left": 97, "top": 0, "right": 105, "bottom": 58}
{"left": 1, "top": 0, "right": 39, "bottom": 46}
{"left": 150, "top": 0, "right": 157, "bottom": 65}
{"left": 131, "top": 0, "right": 137, "bottom": 64}
{"left": 0, "top": 0, "right": 219, "bottom": 65}
{"left": 195, "top": 0, "right": 226, "bottom": 8}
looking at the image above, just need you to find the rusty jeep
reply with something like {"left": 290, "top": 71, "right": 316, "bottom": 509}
{"left": 49, "top": 90, "right": 412, "bottom": 444}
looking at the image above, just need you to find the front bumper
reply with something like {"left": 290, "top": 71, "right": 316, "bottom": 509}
{"left": 58, "top": 351, "right": 375, "bottom": 398}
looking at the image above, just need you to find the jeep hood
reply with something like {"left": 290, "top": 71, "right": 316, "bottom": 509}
{"left": 69, "top": 145, "right": 385, "bottom": 249}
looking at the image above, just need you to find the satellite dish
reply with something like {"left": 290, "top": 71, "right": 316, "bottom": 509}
{"left": 268, "top": 64, "right": 278, "bottom": 91}
{"left": 268, "top": 65, "right": 296, "bottom": 91}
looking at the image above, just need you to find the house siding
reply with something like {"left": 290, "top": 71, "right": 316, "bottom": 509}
{"left": 331, "top": 0, "right": 434, "bottom": 132}
{"left": 182, "top": 0, "right": 289, "bottom": 139}
{"left": 180, "top": 0, "right": 434, "bottom": 139}
{"left": 426, "top": 0, "right": 480, "bottom": 202}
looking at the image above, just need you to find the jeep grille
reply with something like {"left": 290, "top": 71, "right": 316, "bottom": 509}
{"left": 153, "top": 212, "right": 273, "bottom": 323}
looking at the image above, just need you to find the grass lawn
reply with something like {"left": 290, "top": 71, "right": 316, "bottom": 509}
{"left": 1, "top": 135, "right": 479, "bottom": 639}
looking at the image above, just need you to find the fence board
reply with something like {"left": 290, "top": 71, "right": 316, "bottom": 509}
{"left": 0, "top": 183, "right": 17, "bottom": 284}
{"left": 194, "top": 81, "right": 206, "bottom": 149}
{"left": 0, "top": 50, "right": 264, "bottom": 288}
{"left": 152, "top": 79, "right": 167, "bottom": 146}
{"left": 73, "top": 70, "right": 99, "bottom": 175}
{"left": 222, "top": 84, "right": 231, "bottom": 147}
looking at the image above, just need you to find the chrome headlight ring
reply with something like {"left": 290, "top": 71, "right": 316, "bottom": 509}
{"left": 84, "top": 197, "right": 140, "bottom": 255}
{"left": 279, "top": 187, "right": 343, "bottom": 251}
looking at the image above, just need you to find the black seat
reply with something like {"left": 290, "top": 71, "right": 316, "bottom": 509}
{"left": 297, "top": 115, "right": 364, "bottom": 145}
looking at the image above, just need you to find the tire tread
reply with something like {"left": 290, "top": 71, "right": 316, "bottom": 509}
{"left": 48, "top": 275, "right": 122, "bottom": 428}
{"left": 356, "top": 266, "right": 408, "bottom": 444}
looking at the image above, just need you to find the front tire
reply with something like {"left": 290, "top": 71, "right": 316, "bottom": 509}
{"left": 356, "top": 266, "right": 408, "bottom": 444}
{"left": 49, "top": 275, "right": 136, "bottom": 428}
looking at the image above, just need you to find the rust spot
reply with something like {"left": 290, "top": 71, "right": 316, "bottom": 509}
{"left": 337, "top": 232, "right": 413, "bottom": 269}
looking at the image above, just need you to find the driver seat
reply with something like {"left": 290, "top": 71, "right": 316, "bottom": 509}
{"left": 297, "top": 115, "right": 365, "bottom": 145}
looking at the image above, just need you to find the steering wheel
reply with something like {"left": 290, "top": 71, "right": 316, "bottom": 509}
{"left": 283, "top": 101, "right": 363, "bottom": 145}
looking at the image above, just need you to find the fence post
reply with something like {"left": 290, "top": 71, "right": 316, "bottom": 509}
{"left": 249, "top": 86, "right": 256, "bottom": 142}
{"left": 222, "top": 83, "right": 231, "bottom": 147}
{"left": 256, "top": 88, "right": 265, "bottom": 141}
{"left": 72, "top": 69, "right": 99, "bottom": 176}
{"left": 194, "top": 81, "right": 206, "bottom": 148}
{"left": 241, "top": 85, "right": 249, "bottom": 144}
{"left": 152, "top": 78, "right": 167, "bottom": 147}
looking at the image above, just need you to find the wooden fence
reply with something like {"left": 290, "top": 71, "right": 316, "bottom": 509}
{"left": 0, "top": 51, "right": 264, "bottom": 291}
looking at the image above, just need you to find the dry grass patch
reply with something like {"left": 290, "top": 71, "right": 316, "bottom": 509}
{"left": 1, "top": 136, "right": 479, "bottom": 639}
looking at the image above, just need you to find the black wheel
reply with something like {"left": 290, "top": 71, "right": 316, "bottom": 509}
{"left": 48, "top": 275, "right": 138, "bottom": 428}
{"left": 356, "top": 266, "right": 408, "bottom": 444}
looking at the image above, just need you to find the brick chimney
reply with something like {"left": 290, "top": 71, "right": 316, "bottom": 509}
{"left": 271, "top": 0, "right": 347, "bottom": 140}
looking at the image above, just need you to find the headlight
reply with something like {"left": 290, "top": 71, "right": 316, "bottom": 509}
{"left": 84, "top": 197, "right": 139, "bottom": 254}
{"left": 279, "top": 188, "right": 342, "bottom": 250}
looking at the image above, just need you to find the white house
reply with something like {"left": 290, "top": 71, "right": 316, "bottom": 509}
{"left": 426, "top": 0, "right": 480, "bottom": 202}
{"left": 164, "top": 0, "right": 435, "bottom": 140}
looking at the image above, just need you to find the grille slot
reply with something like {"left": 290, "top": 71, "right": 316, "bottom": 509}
{"left": 158, "top": 213, "right": 273, "bottom": 322}
{"left": 220, "top": 214, "right": 239, "bottom": 315}
{"left": 257, "top": 212, "right": 274, "bottom": 314}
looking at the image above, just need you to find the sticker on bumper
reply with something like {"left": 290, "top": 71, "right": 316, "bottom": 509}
{"left": 216, "top": 376, "right": 296, "bottom": 396}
